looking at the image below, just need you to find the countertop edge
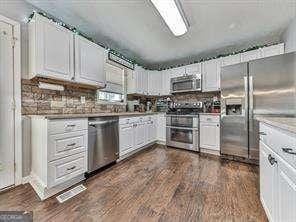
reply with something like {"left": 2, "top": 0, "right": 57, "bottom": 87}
{"left": 256, "top": 117, "right": 296, "bottom": 134}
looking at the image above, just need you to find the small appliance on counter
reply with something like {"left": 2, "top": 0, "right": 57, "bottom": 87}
{"left": 127, "top": 100, "right": 139, "bottom": 112}
{"left": 211, "top": 96, "right": 221, "bottom": 113}
{"left": 156, "top": 97, "right": 171, "bottom": 112}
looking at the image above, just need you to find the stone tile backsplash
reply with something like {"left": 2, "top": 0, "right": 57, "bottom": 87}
{"left": 21, "top": 79, "right": 126, "bottom": 115}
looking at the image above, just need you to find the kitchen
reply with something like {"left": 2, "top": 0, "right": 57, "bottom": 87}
{"left": 0, "top": 0, "right": 296, "bottom": 221}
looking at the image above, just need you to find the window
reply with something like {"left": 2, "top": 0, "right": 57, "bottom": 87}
{"left": 98, "top": 91, "right": 124, "bottom": 102}
{"left": 97, "top": 62, "right": 125, "bottom": 103}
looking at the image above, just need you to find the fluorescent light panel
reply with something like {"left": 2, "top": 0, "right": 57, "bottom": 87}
{"left": 150, "top": 0, "right": 188, "bottom": 36}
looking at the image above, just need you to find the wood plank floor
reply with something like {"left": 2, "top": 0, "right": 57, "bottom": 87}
{"left": 0, "top": 145, "right": 267, "bottom": 222}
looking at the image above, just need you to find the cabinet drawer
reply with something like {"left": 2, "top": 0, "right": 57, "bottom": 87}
{"left": 260, "top": 123, "right": 296, "bottom": 169}
{"left": 48, "top": 152, "right": 87, "bottom": 188}
{"left": 199, "top": 115, "right": 220, "bottom": 123}
{"left": 48, "top": 131, "right": 87, "bottom": 161}
{"left": 48, "top": 118, "right": 88, "bottom": 135}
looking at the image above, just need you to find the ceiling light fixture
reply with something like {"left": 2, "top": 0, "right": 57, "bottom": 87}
{"left": 150, "top": 0, "right": 188, "bottom": 36}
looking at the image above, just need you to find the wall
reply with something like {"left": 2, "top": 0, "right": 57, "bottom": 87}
{"left": 282, "top": 17, "right": 296, "bottom": 53}
{"left": 22, "top": 79, "right": 126, "bottom": 115}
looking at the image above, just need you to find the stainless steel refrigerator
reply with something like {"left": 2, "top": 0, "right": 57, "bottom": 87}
{"left": 221, "top": 52, "right": 296, "bottom": 161}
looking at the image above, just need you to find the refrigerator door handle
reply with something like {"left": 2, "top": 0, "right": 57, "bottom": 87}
{"left": 249, "top": 75, "right": 254, "bottom": 130}
{"left": 244, "top": 76, "right": 248, "bottom": 130}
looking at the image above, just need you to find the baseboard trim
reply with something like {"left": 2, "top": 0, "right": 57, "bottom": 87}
{"left": 22, "top": 175, "right": 31, "bottom": 184}
{"left": 200, "top": 148, "right": 220, "bottom": 156}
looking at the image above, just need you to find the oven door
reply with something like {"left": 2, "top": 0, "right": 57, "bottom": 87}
{"left": 167, "top": 116, "right": 198, "bottom": 128}
{"left": 166, "top": 126, "right": 199, "bottom": 151}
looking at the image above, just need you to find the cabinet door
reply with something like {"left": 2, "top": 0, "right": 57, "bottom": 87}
{"left": 261, "top": 43, "right": 284, "bottom": 58}
{"left": 277, "top": 156, "right": 296, "bottom": 222}
{"left": 119, "top": 124, "right": 134, "bottom": 155}
{"left": 142, "top": 69, "right": 148, "bottom": 95}
{"left": 148, "top": 71, "right": 162, "bottom": 96}
{"left": 134, "top": 122, "right": 146, "bottom": 149}
{"left": 185, "top": 63, "right": 201, "bottom": 75}
{"left": 200, "top": 122, "right": 220, "bottom": 150}
{"left": 147, "top": 118, "right": 157, "bottom": 143}
{"left": 259, "top": 141, "right": 278, "bottom": 222}
{"left": 157, "top": 114, "right": 166, "bottom": 142}
{"left": 240, "top": 49, "right": 261, "bottom": 62}
{"left": 75, "top": 35, "right": 106, "bottom": 87}
{"left": 202, "top": 59, "right": 221, "bottom": 92}
{"left": 170, "top": 67, "right": 186, "bottom": 78}
{"left": 221, "top": 54, "right": 241, "bottom": 67}
{"left": 161, "top": 70, "right": 170, "bottom": 95}
{"left": 35, "top": 14, "right": 74, "bottom": 81}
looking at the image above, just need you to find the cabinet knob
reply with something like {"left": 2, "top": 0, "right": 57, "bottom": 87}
{"left": 268, "top": 154, "right": 277, "bottom": 166}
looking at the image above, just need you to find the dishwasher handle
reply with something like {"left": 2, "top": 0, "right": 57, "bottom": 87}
{"left": 89, "top": 120, "right": 118, "bottom": 126}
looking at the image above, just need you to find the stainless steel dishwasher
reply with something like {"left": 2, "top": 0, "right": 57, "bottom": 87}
{"left": 88, "top": 117, "right": 119, "bottom": 173}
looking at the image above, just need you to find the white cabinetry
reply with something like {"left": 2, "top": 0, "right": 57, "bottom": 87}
{"left": 185, "top": 63, "right": 202, "bottom": 75}
{"left": 119, "top": 115, "right": 157, "bottom": 158}
{"left": 259, "top": 122, "right": 296, "bottom": 222}
{"left": 30, "top": 117, "right": 88, "bottom": 200}
{"left": 260, "top": 43, "right": 284, "bottom": 58}
{"left": 199, "top": 115, "right": 220, "bottom": 154}
{"left": 202, "top": 59, "right": 221, "bottom": 92}
{"left": 161, "top": 70, "right": 171, "bottom": 95}
{"left": 240, "top": 49, "right": 261, "bottom": 62}
{"left": 221, "top": 54, "right": 241, "bottom": 67}
{"left": 74, "top": 35, "right": 106, "bottom": 87}
{"left": 134, "top": 117, "right": 146, "bottom": 149}
{"left": 29, "top": 13, "right": 74, "bottom": 81}
{"left": 156, "top": 113, "right": 166, "bottom": 144}
{"left": 148, "top": 71, "right": 162, "bottom": 96}
{"left": 170, "top": 67, "right": 186, "bottom": 78}
{"left": 127, "top": 65, "right": 148, "bottom": 95}
{"left": 146, "top": 116, "right": 157, "bottom": 143}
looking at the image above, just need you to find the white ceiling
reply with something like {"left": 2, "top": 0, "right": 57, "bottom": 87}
{"left": 26, "top": 0, "right": 296, "bottom": 69}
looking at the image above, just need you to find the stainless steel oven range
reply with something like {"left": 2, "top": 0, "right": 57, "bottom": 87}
{"left": 166, "top": 115, "right": 199, "bottom": 151}
{"left": 166, "top": 101, "right": 202, "bottom": 152}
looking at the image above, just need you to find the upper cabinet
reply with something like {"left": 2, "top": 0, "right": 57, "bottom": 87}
{"left": 221, "top": 54, "right": 241, "bottom": 67}
{"left": 260, "top": 43, "right": 284, "bottom": 58}
{"left": 74, "top": 35, "right": 106, "bottom": 87}
{"left": 185, "top": 63, "right": 202, "bottom": 75}
{"left": 29, "top": 13, "right": 106, "bottom": 87}
{"left": 29, "top": 13, "right": 74, "bottom": 81}
{"left": 148, "top": 70, "right": 162, "bottom": 96}
{"left": 161, "top": 70, "right": 171, "bottom": 95}
{"left": 170, "top": 66, "right": 186, "bottom": 78}
{"left": 202, "top": 58, "right": 221, "bottom": 92}
{"left": 240, "top": 49, "right": 261, "bottom": 62}
{"left": 127, "top": 65, "right": 148, "bottom": 95}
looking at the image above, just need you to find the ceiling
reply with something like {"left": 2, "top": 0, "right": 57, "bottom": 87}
{"left": 26, "top": 0, "right": 296, "bottom": 69}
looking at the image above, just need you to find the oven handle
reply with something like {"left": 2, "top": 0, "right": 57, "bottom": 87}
{"left": 166, "top": 126, "right": 198, "bottom": 130}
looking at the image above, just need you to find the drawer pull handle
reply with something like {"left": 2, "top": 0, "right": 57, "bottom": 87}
{"left": 282, "top": 148, "right": 296, "bottom": 155}
{"left": 67, "top": 166, "right": 76, "bottom": 171}
{"left": 66, "top": 124, "right": 76, "bottom": 128}
{"left": 259, "top": 132, "right": 267, "bottom": 136}
{"left": 268, "top": 154, "right": 277, "bottom": 166}
{"left": 67, "top": 143, "right": 76, "bottom": 147}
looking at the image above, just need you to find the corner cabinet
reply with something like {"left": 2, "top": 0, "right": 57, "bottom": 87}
{"left": 202, "top": 59, "right": 221, "bottom": 92}
{"left": 259, "top": 122, "right": 296, "bottom": 222}
{"left": 29, "top": 13, "right": 74, "bottom": 81}
{"left": 74, "top": 35, "right": 106, "bottom": 87}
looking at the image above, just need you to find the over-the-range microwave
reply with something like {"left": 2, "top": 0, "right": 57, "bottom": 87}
{"left": 170, "top": 74, "right": 202, "bottom": 93}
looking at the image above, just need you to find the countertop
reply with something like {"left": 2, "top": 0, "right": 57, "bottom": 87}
{"left": 28, "top": 112, "right": 163, "bottom": 119}
{"left": 27, "top": 112, "right": 221, "bottom": 119}
{"left": 256, "top": 116, "right": 296, "bottom": 134}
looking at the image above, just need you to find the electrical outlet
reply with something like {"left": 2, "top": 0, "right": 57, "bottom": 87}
{"left": 81, "top": 96, "right": 86, "bottom": 104}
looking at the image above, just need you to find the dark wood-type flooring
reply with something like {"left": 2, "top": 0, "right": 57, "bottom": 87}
{"left": 0, "top": 145, "right": 267, "bottom": 222}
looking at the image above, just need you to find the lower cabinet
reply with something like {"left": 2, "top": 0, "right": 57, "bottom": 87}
{"left": 119, "top": 115, "right": 157, "bottom": 158}
{"left": 199, "top": 115, "right": 220, "bottom": 152}
{"left": 156, "top": 114, "right": 166, "bottom": 143}
{"left": 30, "top": 117, "right": 88, "bottom": 200}
{"left": 259, "top": 123, "right": 296, "bottom": 222}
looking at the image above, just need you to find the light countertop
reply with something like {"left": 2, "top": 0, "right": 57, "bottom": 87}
{"left": 27, "top": 112, "right": 163, "bottom": 119}
{"left": 256, "top": 116, "right": 296, "bottom": 134}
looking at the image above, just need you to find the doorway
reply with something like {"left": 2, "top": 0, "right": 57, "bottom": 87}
{"left": 0, "top": 15, "right": 21, "bottom": 190}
